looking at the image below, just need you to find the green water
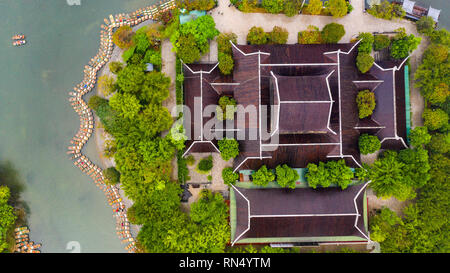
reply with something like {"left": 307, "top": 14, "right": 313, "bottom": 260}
{"left": 0, "top": 0, "right": 157, "bottom": 253}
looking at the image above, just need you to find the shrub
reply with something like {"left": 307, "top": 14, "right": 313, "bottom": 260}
{"left": 373, "top": 35, "right": 391, "bottom": 51}
{"left": 283, "top": 0, "right": 300, "bottom": 17}
{"left": 356, "top": 53, "right": 374, "bottom": 74}
{"left": 428, "top": 83, "right": 449, "bottom": 105}
{"left": 103, "top": 167, "right": 121, "bottom": 185}
{"left": 321, "top": 23, "right": 345, "bottom": 44}
{"left": 275, "top": 164, "right": 299, "bottom": 189}
{"left": 122, "top": 46, "right": 136, "bottom": 63}
{"left": 97, "top": 75, "right": 116, "bottom": 96}
{"left": 427, "top": 133, "right": 450, "bottom": 154}
{"left": 218, "top": 138, "right": 239, "bottom": 160}
{"left": 88, "top": 95, "right": 108, "bottom": 112}
{"left": 197, "top": 155, "right": 213, "bottom": 174}
{"left": 359, "top": 134, "right": 381, "bottom": 155}
{"left": 113, "top": 25, "right": 135, "bottom": 49}
{"left": 390, "top": 28, "right": 421, "bottom": 59}
{"left": 358, "top": 32, "right": 374, "bottom": 54}
{"left": 356, "top": 89, "right": 376, "bottom": 118}
{"left": 176, "top": 0, "right": 217, "bottom": 11}
{"left": 186, "top": 155, "right": 195, "bottom": 166}
{"left": 409, "top": 126, "right": 431, "bottom": 148}
{"left": 305, "top": 0, "right": 323, "bottom": 15}
{"left": 109, "top": 61, "right": 123, "bottom": 74}
{"left": 367, "top": 0, "right": 405, "bottom": 20}
{"left": 269, "top": 26, "right": 288, "bottom": 44}
{"left": 328, "top": 0, "right": 348, "bottom": 18}
{"left": 306, "top": 159, "right": 354, "bottom": 190}
{"left": 176, "top": 34, "right": 201, "bottom": 63}
{"left": 416, "top": 16, "right": 436, "bottom": 36}
{"left": 217, "top": 32, "right": 237, "bottom": 54}
{"left": 422, "top": 108, "right": 449, "bottom": 131}
{"left": 247, "top": 26, "right": 269, "bottom": 45}
{"left": 207, "top": 175, "right": 212, "bottom": 181}
{"left": 262, "top": 0, "right": 284, "bottom": 14}
{"left": 216, "top": 96, "right": 237, "bottom": 120}
{"left": 222, "top": 167, "right": 239, "bottom": 186}
{"left": 218, "top": 53, "right": 234, "bottom": 75}
{"left": 298, "top": 25, "right": 323, "bottom": 44}
{"left": 251, "top": 165, "right": 275, "bottom": 187}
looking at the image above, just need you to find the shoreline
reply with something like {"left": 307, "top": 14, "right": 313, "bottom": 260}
{"left": 67, "top": 0, "right": 176, "bottom": 253}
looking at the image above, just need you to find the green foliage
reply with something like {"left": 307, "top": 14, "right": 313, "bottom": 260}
{"left": 103, "top": 167, "right": 120, "bottom": 185}
{"left": 109, "top": 92, "right": 141, "bottom": 119}
{"left": 176, "top": 0, "right": 217, "bottom": 11}
{"left": 416, "top": 16, "right": 436, "bottom": 36}
{"left": 116, "top": 64, "right": 146, "bottom": 94}
{"left": 283, "top": 0, "right": 300, "bottom": 17}
{"left": 414, "top": 44, "right": 449, "bottom": 104}
{"left": 251, "top": 165, "right": 275, "bottom": 187}
{"left": 427, "top": 133, "right": 450, "bottom": 154}
{"left": 356, "top": 53, "right": 374, "bottom": 74}
{"left": 196, "top": 155, "right": 213, "bottom": 174}
{"left": 172, "top": 15, "right": 219, "bottom": 63}
{"left": 358, "top": 32, "right": 374, "bottom": 54}
{"left": 321, "top": 23, "right": 345, "bottom": 44}
{"left": 269, "top": 26, "right": 288, "bottom": 44}
{"left": 217, "top": 32, "right": 237, "bottom": 55}
{"left": 247, "top": 26, "right": 269, "bottom": 45}
{"left": 218, "top": 138, "right": 239, "bottom": 160}
{"left": 190, "top": 190, "right": 228, "bottom": 226}
{"left": 133, "top": 32, "right": 150, "bottom": 53}
{"left": 275, "top": 164, "right": 299, "bottom": 189}
{"left": 359, "top": 134, "right": 381, "bottom": 154}
{"left": 113, "top": 25, "right": 135, "bottom": 49}
{"left": 140, "top": 71, "right": 171, "bottom": 105}
{"left": 422, "top": 108, "right": 449, "bottom": 131}
{"left": 261, "top": 0, "right": 284, "bottom": 14}
{"left": 367, "top": 0, "right": 405, "bottom": 20}
{"left": 429, "top": 28, "right": 450, "bottom": 47}
{"left": 143, "top": 49, "right": 162, "bottom": 69}
{"left": 0, "top": 186, "right": 17, "bottom": 253}
{"left": 88, "top": 95, "right": 108, "bottom": 112}
{"left": 328, "top": 0, "right": 348, "bottom": 18}
{"left": 217, "top": 96, "right": 237, "bottom": 121}
{"left": 138, "top": 104, "right": 173, "bottom": 138}
{"left": 390, "top": 28, "right": 421, "bottom": 59}
{"left": 222, "top": 167, "right": 239, "bottom": 186}
{"left": 373, "top": 34, "right": 391, "bottom": 51}
{"left": 186, "top": 155, "right": 195, "bottom": 166}
{"left": 298, "top": 25, "right": 322, "bottom": 44}
{"left": 306, "top": 159, "right": 354, "bottom": 190}
{"left": 409, "top": 126, "right": 431, "bottom": 148}
{"left": 356, "top": 89, "right": 376, "bottom": 118}
{"left": 97, "top": 75, "right": 116, "bottom": 96}
{"left": 122, "top": 45, "right": 136, "bottom": 63}
{"left": 218, "top": 52, "right": 234, "bottom": 75}
{"left": 109, "top": 61, "right": 123, "bottom": 74}
{"left": 305, "top": 0, "right": 323, "bottom": 15}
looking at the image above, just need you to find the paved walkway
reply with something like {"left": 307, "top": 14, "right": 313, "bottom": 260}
{"left": 210, "top": 0, "right": 426, "bottom": 127}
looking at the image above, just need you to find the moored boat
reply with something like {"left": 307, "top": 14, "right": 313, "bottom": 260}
{"left": 13, "top": 40, "right": 26, "bottom": 46}
{"left": 12, "top": 34, "right": 25, "bottom": 40}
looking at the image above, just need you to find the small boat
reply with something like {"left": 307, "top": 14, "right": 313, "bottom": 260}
{"left": 13, "top": 40, "right": 26, "bottom": 46}
{"left": 12, "top": 34, "right": 25, "bottom": 40}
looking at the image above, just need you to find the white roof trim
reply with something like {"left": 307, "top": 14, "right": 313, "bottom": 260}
{"left": 230, "top": 41, "right": 271, "bottom": 56}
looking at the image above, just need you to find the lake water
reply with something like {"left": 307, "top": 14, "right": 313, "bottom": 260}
{"left": 0, "top": 0, "right": 157, "bottom": 253}
{"left": 415, "top": 0, "right": 449, "bottom": 29}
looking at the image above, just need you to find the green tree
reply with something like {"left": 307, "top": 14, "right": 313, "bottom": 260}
{"left": 109, "top": 92, "right": 141, "bottom": 119}
{"left": 306, "top": 162, "right": 330, "bottom": 188}
{"left": 217, "top": 32, "right": 237, "bottom": 54}
{"left": 325, "top": 160, "right": 354, "bottom": 190}
{"left": 390, "top": 28, "right": 421, "bottom": 59}
{"left": 97, "top": 75, "right": 116, "bottom": 96}
{"left": 368, "top": 150, "right": 416, "bottom": 201}
{"left": 328, "top": 0, "right": 348, "bottom": 18}
{"left": 269, "top": 26, "right": 289, "bottom": 44}
{"left": 218, "top": 138, "right": 239, "bottom": 160}
{"left": 373, "top": 34, "right": 391, "bottom": 51}
{"left": 409, "top": 126, "right": 431, "bottom": 148}
{"left": 298, "top": 25, "right": 323, "bottom": 44}
{"left": 321, "top": 23, "right": 345, "bottom": 44}
{"left": 176, "top": 34, "right": 201, "bottom": 63}
{"left": 133, "top": 32, "right": 150, "bottom": 53}
{"left": 116, "top": 64, "right": 146, "bottom": 94}
{"left": 251, "top": 165, "right": 275, "bottom": 187}
{"left": 283, "top": 0, "right": 300, "bottom": 17}
{"left": 222, "top": 167, "right": 239, "bottom": 186}
{"left": 196, "top": 155, "right": 213, "bottom": 174}
{"left": 88, "top": 95, "right": 108, "bottom": 112}
{"left": 140, "top": 71, "right": 171, "bottom": 104}
{"left": 367, "top": 0, "right": 405, "bottom": 20}
{"left": 305, "top": 0, "right": 323, "bottom": 15}
{"left": 138, "top": 104, "right": 173, "bottom": 138}
{"left": 356, "top": 89, "right": 376, "bottom": 118}
{"left": 218, "top": 52, "right": 234, "bottom": 75}
{"left": 359, "top": 134, "right": 381, "bottom": 154}
{"left": 416, "top": 16, "right": 436, "bottom": 36}
{"left": 422, "top": 108, "right": 449, "bottom": 131}
{"left": 103, "top": 167, "right": 121, "bottom": 185}
{"left": 428, "top": 83, "right": 449, "bottom": 105}
{"left": 247, "top": 26, "right": 269, "bottom": 45}
{"left": 275, "top": 164, "right": 299, "bottom": 189}
{"left": 190, "top": 190, "right": 228, "bottom": 226}
{"left": 216, "top": 96, "right": 237, "bottom": 120}
{"left": 427, "top": 133, "right": 450, "bottom": 154}
{"left": 109, "top": 61, "right": 123, "bottom": 74}
{"left": 358, "top": 32, "right": 374, "bottom": 54}
{"left": 356, "top": 53, "right": 374, "bottom": 74}
{"left": 0, "top": 186, "right": 17, "bottom": 253}
{"left": 262, "top": 0, "right": 284, "bottom": 14}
